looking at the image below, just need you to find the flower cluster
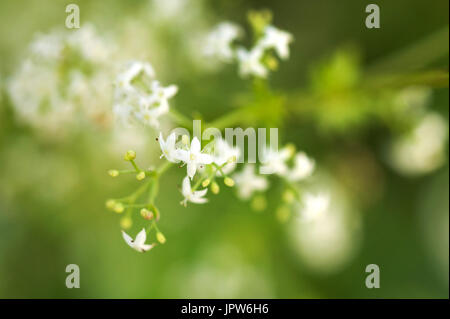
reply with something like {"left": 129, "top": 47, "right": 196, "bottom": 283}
{"left": 158, "top": 133, "right": 240, "bottom": 205}
{"left": 203, "top": 12, "right": 293, "bottom": 78}
{"left": 232, "top": 144, "right": 324, "bottom": 222}
{"left": 7, "top": 24, "right": 115, "bottom": 135}
{"left": 106, "top": 11, "right": 326, "bottom": 254}
{"left": 113, "top": 61, "right": 178, "bottom": 128}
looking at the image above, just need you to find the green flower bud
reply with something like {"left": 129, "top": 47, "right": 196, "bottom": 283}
{"left": 156, "top": 232, "right": 166, "bottom": 244}
{"left": 202, "top": 179, "right": 210, "bottom": 187}
{"left": 136, "top": 171, "right": 146, "bottom": 181}
{"left": 140, "top": 208, "right": 154, "bottom": 220}
{"left": 251, "top": 195, "right": 267, "bottom": 212}
{"left": 108, "top": 169, "right": 119, "bottom": 177}
{"left": 120, "top": 216, "right": 132, "bottom": 229}
{"left": 282, "top": 190, "right": 295, "bottom": 204}
{"left": 105, "top": 199, "right": 116, "bottom": 210}
{"left": 211, "top": 182, "right": 220, "bottom": 194}
{"left": 276, "top": 205, "right": 291, "bottom": 223}
{"left": 124, "top": 150, "right": 136, "bottom": 161}
{"left": 224, "top": 177, "right": 235, "bottom": 187}
{"left": 113, "top": 203, "right": 125, "bottom": 214}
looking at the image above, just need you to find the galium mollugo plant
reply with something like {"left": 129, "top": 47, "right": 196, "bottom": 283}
{"left": 106, "top": 11, "right": 326, "bottom": 253}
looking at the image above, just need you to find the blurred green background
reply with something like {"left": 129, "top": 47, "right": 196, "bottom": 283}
{"left": 0, "top": 0, "right": 448, "bottom": 298}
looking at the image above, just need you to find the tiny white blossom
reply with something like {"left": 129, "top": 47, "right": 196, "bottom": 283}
{"left": 175, "top": 137, "right": 213, "bottom": 179}
{"left": 213, "top": 138, "right": 240, "bottom": 175}
{"left": 232, "top": 164, "right": 269, "bottom": 200}
{"left": 122, "top": 228, "right": 155, "bottom": 252}
{"left": 113, "top": 61, "right": 178, "bottom": 128}
{"left": 236, "top": 46, "right": 268, "bottom": 78}
{"left": 151, "top": 80, "right": 178, "bottom": 102}
{"left": 299, "top": 193, "right": 330, "bottom": 222}
{"left": 258, "top": 25, "right": 293, "bottom": 60}
{"left": 203, "top": 22, "right": 242, "bottom": 62}
{"left": 285, "top": 152, "right": 315, "bottom": 181}
{"left": 116, "top": 61, "right": 155, "bottom": 94}
{"left": 259, "top": 145, "right": 295, "bottom": 175}
{"left": 181, "top": 175, "right": 208, "bottom": 206}
{"left": 29, "top": 32, "right": 63, "bottom": 60}
{"left": 158, "top": 132, "right": 179, "bottom": 162}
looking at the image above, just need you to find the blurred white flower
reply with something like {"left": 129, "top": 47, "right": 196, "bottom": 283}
{"left": 67, "top": 24, "right": 114, "bottom": 63}
{"left": 181, "top": 175, "right": 208, "bottom": 206}
{"left": 259, "top": 145, "right": 295, "bottom": 175}
{"left": 29, "top": 32, "right": 63, "bottom": 60}
{"left": 7, "top": 25, "right": 115, "bottom": 136}
{"left": 258, "top": 25, "right": 293, "bottom": 60}
{"left": 176, "top": 137, "right": 213, "bottom": 179}
{"left": 203, "top": 22, "right": 242, "bottom": 62}
{"left": 285, "top": 152, "right": 315, "bottom": 181}
{"left": 236, "top": 46, "right": 268, "bottom": 78}
{"left": 159, "top": 132, "right": 179, "bottom": 163}
{"left": 232, "top": 164, "right": 269, "bottom": 200}
{"left": 213, "top": 138, "right": 240, "bottom": 175}
{"left": 298, "top": 192, "right": 329, "bottom": 222}
{"left": 113, "top": 60, "right": 178, "bottom": 129}
{"left": 122, "top": 228, "right": 155, "bottom": 252}
{"left": 116, "top": 61, "right": 155, "bottom": 94}
{"left": 289, "top": 184, "right": 361, "bottom": 274}
{"left": 390, "top": 112, "right": 448, "bottom": 176}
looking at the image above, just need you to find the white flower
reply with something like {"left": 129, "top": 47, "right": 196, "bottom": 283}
{"left": 66, "top": 24, "right": 114, "bottom": 63}
{"left": 122, "top": 228, "right": 155, "bottom": 252}
{"left": 285, "top": 152, "right": 315, "bottom": 181}
{"left": 151, "top": 80, "right": 178, "bottom": 102}
{"left": 113, "top": 61, "right": 178, "bottom": 129}
{"left": 112, "top": 103, "right": 134, "bottom": 126}
{"left": 236, "top": 46, "right": 268, "bottom": 78}
{"left": 258, "top": 26, "right": 293, "bottom": 60}
{"left": 29, "top": 32, "right": 63, "bottom": 60}
{"left": 259, "top": 145, "right": 295, "bottom": 175}
{"left": 203, "top": 22, "right": 242, "bottom": 62}
{"left": 181, "top": 175, "right": 208, "bottom": 206}
{"left": 159, "top": 132, "right": 179, "bottom": 162}
{"left": 213, "top": 138, "right": 240, "bottom": 175}
{"left": 299, "top": 193, "right": 330, "bottom": 222}
{"left": 116, "top": 61, "right": 155, "bottom": 94}
{"left": 390, "top": 112, "right": 448, "bottom": 175}
{"left": 232, "top": 164, "right": 268, "bottom": 200}
{"left": 175, "top": 137, "right": 213, "bottom": 179}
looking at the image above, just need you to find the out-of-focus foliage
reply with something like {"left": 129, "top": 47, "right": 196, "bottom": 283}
{"left": 0, "top": 0, "right": 448, "bottom": 298}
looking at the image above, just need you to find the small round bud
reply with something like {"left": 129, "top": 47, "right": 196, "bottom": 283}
{"left": 140, "top": 208, "right": 154, "bottom": 220}
{"left": 124, "top": 150, "right": 136, "bottom": 161}
{"left": 120, "top": 216, "right": 132, "bottom": 229}
{"left": 211, "top": 182, "right": 220, "bottom": 194}
{"left": 181, "top": 135, "right": 190, "bottom": 145}
{"left": 108, "top": 169, "right": 119, "bottom": 177}
{"left": 282, "top": 190, "right": 295, "bottom": 204}
{"left": 136, "top": 171, "right": 146, "bottom": 181}
{"left": 113, "top": 203, "right": 125, "bottom": 214}
{"left": 224, "top": 177, "right": 235, "bottom": 187}
{"left": 276, "top": 205, "right": 291, "bottom": 223}
{"left": 105, "top": 199, "right": 116, "bottom": 210}
{"left": 251, "top": 195, "right": 267, "bottom": 212}
{"left": 202, "top": 179, "right": 210, "bottom": 187}
{"left": 156, "top": 232, "right": 166, "bottom": 244}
